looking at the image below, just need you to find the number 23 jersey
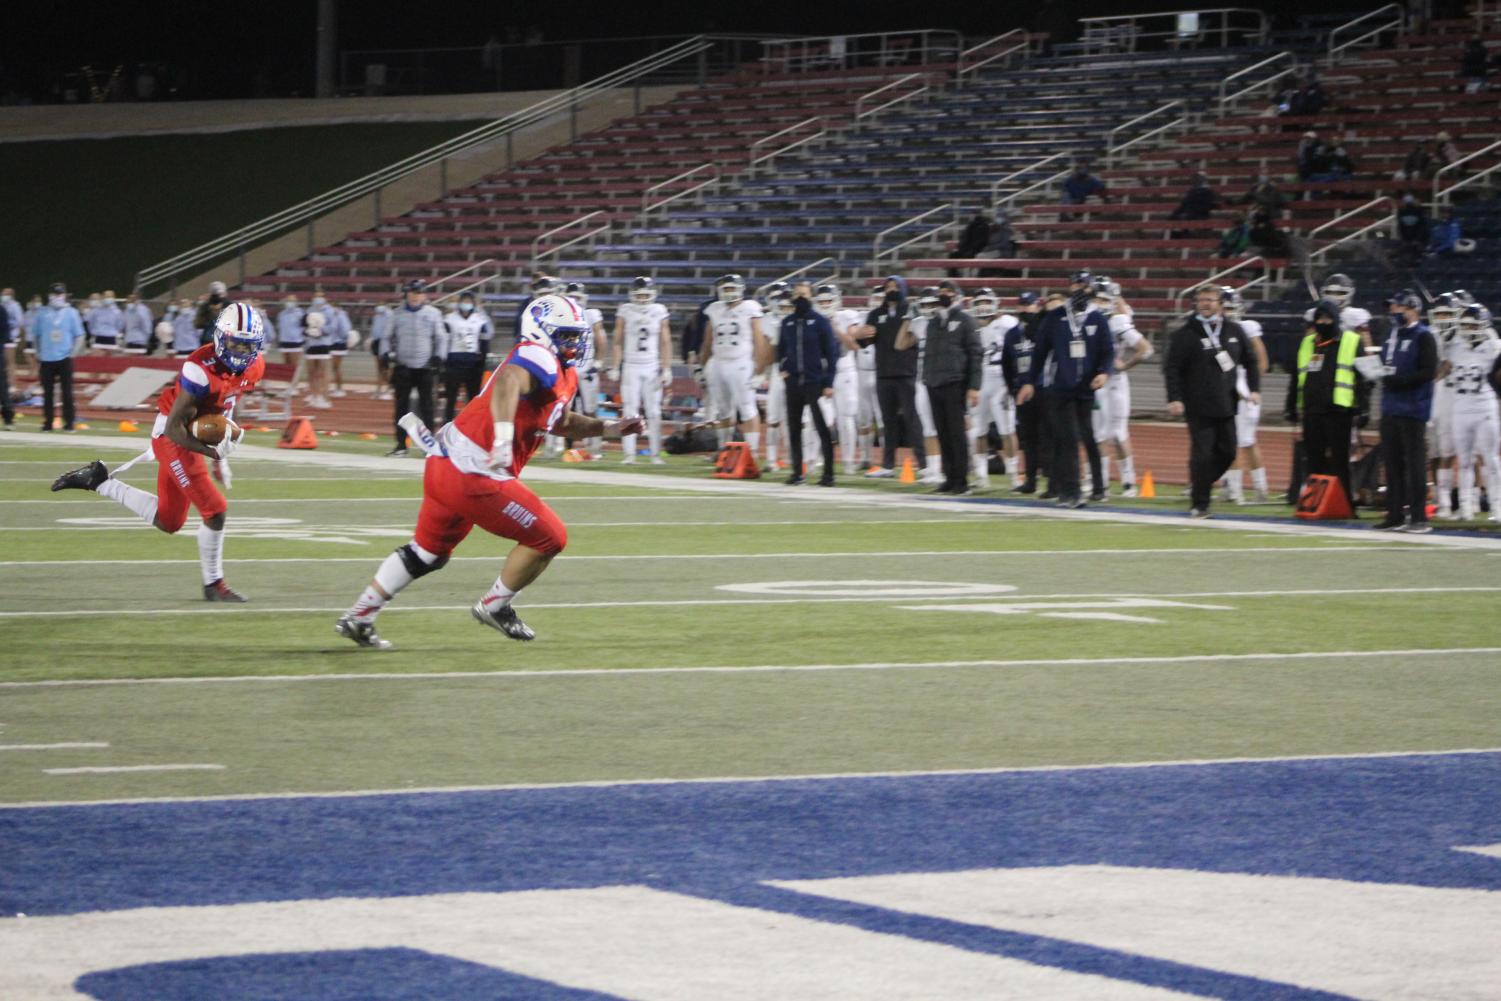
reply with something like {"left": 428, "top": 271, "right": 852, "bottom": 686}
{"left": 704, "top": 299, "right": 763, "bottom": 362}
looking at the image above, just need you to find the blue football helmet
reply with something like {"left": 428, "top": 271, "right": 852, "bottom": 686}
{"left": 212, "top": 303, "right": 265, "bottom": 375}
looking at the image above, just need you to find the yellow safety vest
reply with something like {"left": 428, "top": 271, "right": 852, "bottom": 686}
{"left": 1297, "top": 329, "right": 1359, "bottom": 410}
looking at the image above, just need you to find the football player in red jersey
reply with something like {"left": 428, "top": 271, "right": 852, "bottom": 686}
{"left": 336, "top": 294, "right": 641, "bottom": 649}
{"left": 51, "top": 303, "right": 265, "bottom": 602}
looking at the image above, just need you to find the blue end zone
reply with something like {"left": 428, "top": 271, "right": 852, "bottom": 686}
{"left": 4, "top": 752, "right": 1500, "bottom": 1000}
{"left": 78, "top": 949, "right": 626, "bottom": 1001}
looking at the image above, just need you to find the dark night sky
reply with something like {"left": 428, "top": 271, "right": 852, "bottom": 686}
{"left": 3, "top": 0, "right": 1378, "bottom": 101}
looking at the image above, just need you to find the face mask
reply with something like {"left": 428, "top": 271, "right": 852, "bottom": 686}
{"left": 88, "top": 299, "right": 101, "bottom": 308}
{"left": 1315, "top": 321, "right": 1335, "bottom": 335}
{"left": 104, "top": 298, "right": 115, "bottom": 306}
{"left": 884, "top": 291, "right": 900, "bottom": 303}
{"left": 0, "top": 294, "right": 11, "bottom": 304}
{"left": 938, "top": 295, "right": 954, "bottom": 308}
{"left": 458, "top": 303, "right": 473, "bottom": 314}
{"left": 312, "top": 297, "right": 326, "bottom": 307}
{"left": 284, "top": 300, "right": 296, "bottom": 308}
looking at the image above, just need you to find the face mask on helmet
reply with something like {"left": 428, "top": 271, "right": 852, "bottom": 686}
{"left": 717, "top": 277, "right": 745, "bottom": 304}
{"left": 917, "top": 297, "right": 941, "bottom": 319}
{"left": 630, "top": 278, "right": 656, "bottom": 305}
{"left": 564, "top": 284, "right": 588, "bottom": 309}
{"left": 971, "top": 294, "right": 998, "bottom": 318}
{"left": 1459, "top": 307, "right": 1492, "bottom": 343}
{"left": 213, "top": 304, "right": 264, "bottom": 375}
{"left": 813, "top": 285, "right": 840, "bottom": 316}
{"left": 770, "top": 293, "right": 793, "bottom": 318}
{"left": 522, "top": 294, "right": 590, "bottom": 367}
{"left": 1320, "top": 275, "right": 1354, "bottom": 306}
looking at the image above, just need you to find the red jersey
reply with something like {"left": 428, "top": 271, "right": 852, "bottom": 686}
{"left": 444, "top": 342, "right": 578, "bottom": 479}
{"left": 156, "top": 344, "right": 265, "bottom": 422}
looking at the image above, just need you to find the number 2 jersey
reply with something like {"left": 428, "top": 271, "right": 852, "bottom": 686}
{"left": 441, "top": 342, "right": 579, "bottom": 480}
{"left": 704, "top": 299, "right": 763, "bottom": 362}
{"left": 152, "top": 343, "right": 265, "bottom": 437}
{"left": 617, "top": 301, "right": 670, "bottom": 366}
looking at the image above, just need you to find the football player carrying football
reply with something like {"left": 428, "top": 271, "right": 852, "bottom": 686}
{"left": 336, "top": 294, "right": 641, "bottom": 649}
{"left": 51, "top": 303, "right": 264, "bottom": 601}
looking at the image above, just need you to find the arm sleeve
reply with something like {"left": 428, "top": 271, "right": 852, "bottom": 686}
{"left": 1243, "top": 331, "right": 1261, "bottom": 394}
{"left": 964, "top": 317, "right": 983, "bottom": 391}
{"left": 1163, "top": 327, "right": 1186, "bottom": 403}
{"left": 1000, "top": 330, "right": 1018, "bottom": 390}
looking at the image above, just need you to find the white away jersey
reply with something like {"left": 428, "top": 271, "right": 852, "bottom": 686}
{"left": 831, "top": 308, "right": 864, "bottom": 371}
{"left": 618, "top": 302, "right": 669, "bottom": 365}
{"left": 705, "top": 299, "right": 763, "bottom": 362}
{"left": 979, "top": 316, "right": 1017, "bottom": 385}
{"left": 1234, "top": 318, "right": 1262, "bottom": 399}
{"left": 1446, "top": 332, "right": 1500, "bottom": 412}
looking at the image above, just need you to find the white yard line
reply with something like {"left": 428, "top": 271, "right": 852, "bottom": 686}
{"left": 0, "top": 742, "right": 110, "bottom": 751}
{"left": 4, "top": 747, "right": 1497, "bottom": 810}
{"left": 8, "top": 430, "right": 1501, "bottom": 549}
{"left": 3, "top": 517, "right": 999, "bottom": 532}
{"left": 2, "top": 646, "right": 1498, "bottom": 689}
{"left": 42, "top": 764, "right": 224, "bottom": 775}
{"left": 0, "top": 545, "right": 1428, "bottom": 568}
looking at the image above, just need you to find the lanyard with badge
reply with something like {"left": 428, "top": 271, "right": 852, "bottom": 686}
{"left": 1307, "top": 335, "right": 1334, "bottom": 374}
{"left": 1202, "top": 317, "right": 1233, "bottom": 372}
{"left": 1381, "top": 328, "right": 1401, "bottom": 377}
{"left": 1065, "top": 306, "right": 1087, "bottom": 360}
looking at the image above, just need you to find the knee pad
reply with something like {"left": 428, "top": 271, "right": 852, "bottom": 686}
{"left": 397, "top": 543, "right": 449, "bottom": 579}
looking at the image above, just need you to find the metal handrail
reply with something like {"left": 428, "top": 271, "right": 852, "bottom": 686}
{"left": 1106, "top": 115, "right": 1188, "bottom": 167}
{"left": 425, "top": 258, "right": 499, "bottom": 296}
{"left": 1077, "top": 8, "right": 1269, "bottom": 50}
{"left": 429, "top": 273, "right": 504, "bottom": 310}
{"left": 1431, "top": 138, "right": 1501, "bottom": 210}
{"left": 645, "top": 169, "right": 722, "bottom": 215}
{"left": 530, "top": 210, "right": 609, "bottom": 264}
{"left": 988, "top": 152, "right": 1070, "bottom": 206}
{"left": 133, "top": 36, "right": 715, "bottom": 296}
{"left": 1307, "top": 196, "right": 1396, "bottom": 263}
{"left": 998, "top": 165, "right": 1074, "bottom": 211}
{"left": 748, "top": 117, "right": 825, "bottom": 174}
{"left": 870, "top": 203, "right": 955, "bottom": 278}
{"left": 1105, "top": 101, "right": 1183, "bottom": 168}
{"left": 853, "top": 73, "right": 926, "bottom": 122}
{"left": 957, "top": 30, "right": 1029, "bottom": 83}
{"left": 1170, "top": 256, "right": 1268, "bottom": 315}
{"left": 1216, "top": 50, "right": 1294, "bottom": 109}
{"left": 642, "top": 163, "right": 718, "bottom": 212}
{"left": 1327, "top": 4, "right": 1404, "bottom": 66}
{"left": 754, "top": 258, "right": 839, "bottom": 299}
{"left": 760, "top": 29, "right": 962, "bottom": 73}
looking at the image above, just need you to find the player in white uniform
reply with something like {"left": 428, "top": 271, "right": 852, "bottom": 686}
{"left": 900, "top": 286, "right": 944, "bottom": 484}
{"left": 1087, "top": 279, "right": 1152, "bottom": 497}
{"left": 856, "top": 289, "right": 882, "bottom": 470}
{"left": 760, "top": 285, "right": 793, "bottom": 469}
{"left": 1222, "top": 286, "right": 1270, "bottom": 503}
{"left": 1427, "top": 291, "right": 1469, "bottom": 516}
{"left": 968, "top": 289, "right": 1019, "bottom": 490}
{"left": 698, "top": 274, "right": 768, "bottom": 457}
{"left": 1446, "top": 304, "right": 1501, "bottom": 521}
{"left": 611, "top": 277, "right": 672, "bottom": 464}
{"left": 557, "top": 282, "right": 606, "bottom": 459}
{"left": 814, "top": 283, "right": 867, "bottom": 475}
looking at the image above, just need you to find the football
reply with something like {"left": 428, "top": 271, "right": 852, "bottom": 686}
{"left": 190, "top": 414, "right": 238, "bottom": 446}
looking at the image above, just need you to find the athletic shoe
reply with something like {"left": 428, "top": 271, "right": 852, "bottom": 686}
{"left": 1015, "top": 484, "right": 1037, "bottom": 494}
{"left": 1371, "top": 518, "right": 1406, "bottom": 531}
{"left": 1400, "top": 521, "right": 1433, "bottom": 534}
{"left": 651, "top": 456, "right": 666, "bottom": 465}
{"left": 51, "top": 460, "right": 108, "bottom": 493}
{"left": 471, "top": 599, "right": 535, "bottom": 641}
{"left": 1188, "top": 507, "right": 1211, "bottom": 519}
{"left": 1089, "top": 491, "right": 1107, "bottom": 503}
{"left": 621, "top": 457, "right": 636, "bottom": 465}
{"left": 785, "top": 473, "right": 806, "bottom": 486}
{"left": 1121, "top": 484, "right": 1138, "bottom": 498}
{"left": 928, "top": 485, "right": 952, "bottom": 495}
{"left": 335, "top": 614, "right": 393, "bottom": 650}
{"left": 385, "top": 447, "right": 408, "bottom": 457}
{"left": 1253, "top": 489, "right": 1271, "bottom": 503}
{"left": 204, "top": 579, "right": 248, "bottom": 603}
{"left": 818, "top": 474, "right": 836, "bottom": 487}
{"left": 951, "top": 486, "right": 974, "bottom": 497}
{"left": 330, "top": 389, "right": 347, "bottom": 398}
{"left": 865, "top": 467, "right": 895, "bottom": 478}
{"left": 1232, "top": 495, "right": 1248, "bottom": 506}
{"left": 1069, "top": 497, "right": 1088, "bottom": 509}
{"left": 1039, "top": 490, "right": 1059, "bottom": 500}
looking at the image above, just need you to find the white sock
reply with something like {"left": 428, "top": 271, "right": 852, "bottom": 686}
{"left": 350, "top": 545, "right": 427, "bottom": 621}
{"left": 588, "top": 436, "right": 602, "bottom": 455}
{"left": 1100, "top": 455, "right": 1112, "bottom": 488}
{"left": 196, "top": 522, "right": 224, "bottom": 586}
{"left": 973, "top": 452, "right": 989, "bottom": 485}
{"left": 746, "top": 430, "right": 760, "bottom": 453}
{"left": 647, "top": 419, "right": 661, "bottom": 457}
{"left": 622, "top": 433, "right": 638, "bottom": 457}
{"left": 766, "top": 426, "right": 779, "bottom": 465}
{"left": 926, "top": 454, "right": 941, "bottom": 475}
{"left": 480, "top": 577, "right": 518, "bottom": 611}
{"left": 1120, "top": 455, "right": 1135, "bottom": 487}
{"left": 1251, "top": 466, "right": 1267, "bottom": 493}
{"left": 1438, "top": 467, "right": 1454, "bottom": 510}
{"left": 1226, "top": 468, "right": 1244, "bottom": 499}
{"left": 1459, "top": 464, "right": 1475, "bottom": 513}
{"left": 97, "top": 477, "right": 158, "bottom": 526}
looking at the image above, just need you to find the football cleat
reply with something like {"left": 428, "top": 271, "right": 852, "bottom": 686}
{"left": 1121, "top": 484, "right": 1138, "bottom": 498}
{"left": 472, "top": 599, "right": 535, "bottom": 641}
{"left": 335, "top": 614, "right": 393, "bottom": 650}
{"left": 51, "top": 460, "right": 108, "bottom": 492}
{"left": 204, "top": 579, "right": 248, "bottom": 603}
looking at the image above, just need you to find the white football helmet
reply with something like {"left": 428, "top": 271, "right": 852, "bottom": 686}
{"left": 630, "top": 276, "right": 657, "bottom": 305}
{"left": 715, "top": 273, "right": 745, "bottom": 304}
{"left": 519, "top": 294, "right": 591, "bottom": 367}
{"left": 1430, "top": 292, "right": 1463, "bottom": 339}
{"left": 970, "top": 288, "right": 999, "bottom": 318}
{"left": 769, "top": 290, "right": 794, "bottom": 318}
{"left": 867, "top": 289, "right": 884, "bottom": 310}
{"left": 813, "top": 283, "right": 841, "bottom": 316}
{"left": 1320, "top": 273, "right": 1355, "bottom": 306}
{"left": 563, "top": 281, "right": 589, "bottom": 309}
{"left": 1220, "top": 286, "right": 1244, "bottom": 321}
{"left": 916, "top": 286, "right": 941, "bottom": 319}
{"left": 1459, "top": 304, "right": 1493, "bottom": 346}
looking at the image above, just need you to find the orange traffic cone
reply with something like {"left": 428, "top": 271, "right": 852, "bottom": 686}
{"left": 712, "top": 441, "right": 760, "bottom": 479}
{"left": 277, "top": 417, "right": 318, "bottom": 450}
{"left": 117, "top": 420, "right": 139, "bottom": 433}
{"left": 899, "top": 457, "right": 917, "bottom": 483}
{"left": 1139, "top": 470, "right": 1156, "bottom": 498}
{"left": 562, "top": 448, "right": 584, "bottom": 463}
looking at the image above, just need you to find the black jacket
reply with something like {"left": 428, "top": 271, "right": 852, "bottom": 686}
{"left": 865, "top": 303, "right": 917, "bottom": 379}
{"left": 1165, "top": 314, "right": 1259, "bottom": 420}
{"left": 922, "top": 307, "right": 983, "bottom": 391}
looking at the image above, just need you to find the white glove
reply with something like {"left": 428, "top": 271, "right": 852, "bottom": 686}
{"left": 489, "top": 421, "right": 514, "bottom": 471}
{"left": 607, "top": 365, "right": 621, "bottom": 383}
{"left": 659, "top": 368, "right": 673, "bottom": 389}
{"left": 216, "top": 458, "right": 233, "bottom": 490}
{"left": 692, "top": 364, "right": 706, "bottom": 388}
{"left": 750, "top": 373, "right": 769, "bottom": 391}
{"left": 212, "top": 424, "right": 241, "bottom": 460}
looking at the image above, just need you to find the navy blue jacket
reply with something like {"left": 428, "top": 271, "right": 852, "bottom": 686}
{"left": 1000, "top": 318, "right": 1037, "bottom": 397}
{"left": 1024, "top": 305, "right": 1114, "bottom": 399}
{"left": 1380, "top": 321, "right": 1438, "bottom": 421}
{"left": 778, "top": 304, "right": 839, "bottom": 389}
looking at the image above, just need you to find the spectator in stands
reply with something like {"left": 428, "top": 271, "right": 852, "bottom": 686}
{"left": 1061, "top": 163, "right": 1107, "bottom": 205}
{"left": 1426, "top": 206, "right": 1461, "bottom": 256}
{"left": 1240, "top": 174, "right": 1286, "bottom": 216}
{"left": 1287, "top": 74, "right": 1326, "bottom": 116}
{"left": 30, "top": 283, "right": 85, "bottom": 432}
{"left": 171, "top": 298, "right": 199, "bottom": 357}
{"left": 1461, "top": 36, "right": 1489, "bottom": 89}
{"left": 194, "top": 281, "right": 228, "bottom": 347}
{"left": 1325, "top": 145, "right": 1356, "bottom": 180}
{"left": 1296, "top": 131, "right": 1328, "bottom": 180}
{"left": 1171, "top": 173, "right": 1218, "bottom": 220}
{"left": 1434, "top": 131, "right": 1460, "bottom": 170}
{"left": 854, "top": 276, "right": 924, "bottom": 477}
{"left": 978, "top": 211, "right": 1017, "bottom": 266}
{"left": 1217, "top": 210, "right": 1253, "bottom": 259}
{"left": 952, "top": 209, "right": 993, "bottom": 277}
{"left": 1164, "top": 286, "right": 1260, "bottom": 518}
{"left": 1398, "top": 142, "right": 1435, "bottom": 182}
{"left": 121, "top": 293, "right": 153, "bottom": 355}
{"left": 1292, "top": 299, "right": 1361, "bottom": 509}
{"left": 1396, "top": 194, "right": 1430, "bottom": 257}
{"left": 386, "top": 279, "right": 445, "bottom": 457}
{"left": 1249, "top": 208, "right": 1288, "bottom": 257}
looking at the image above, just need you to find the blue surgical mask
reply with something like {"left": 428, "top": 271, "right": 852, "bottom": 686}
{"left": 312, "top": 297, "right": 326, "bottom": 307}
{"left": 458, "top": 302, "right": 473, "bottom": 314}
